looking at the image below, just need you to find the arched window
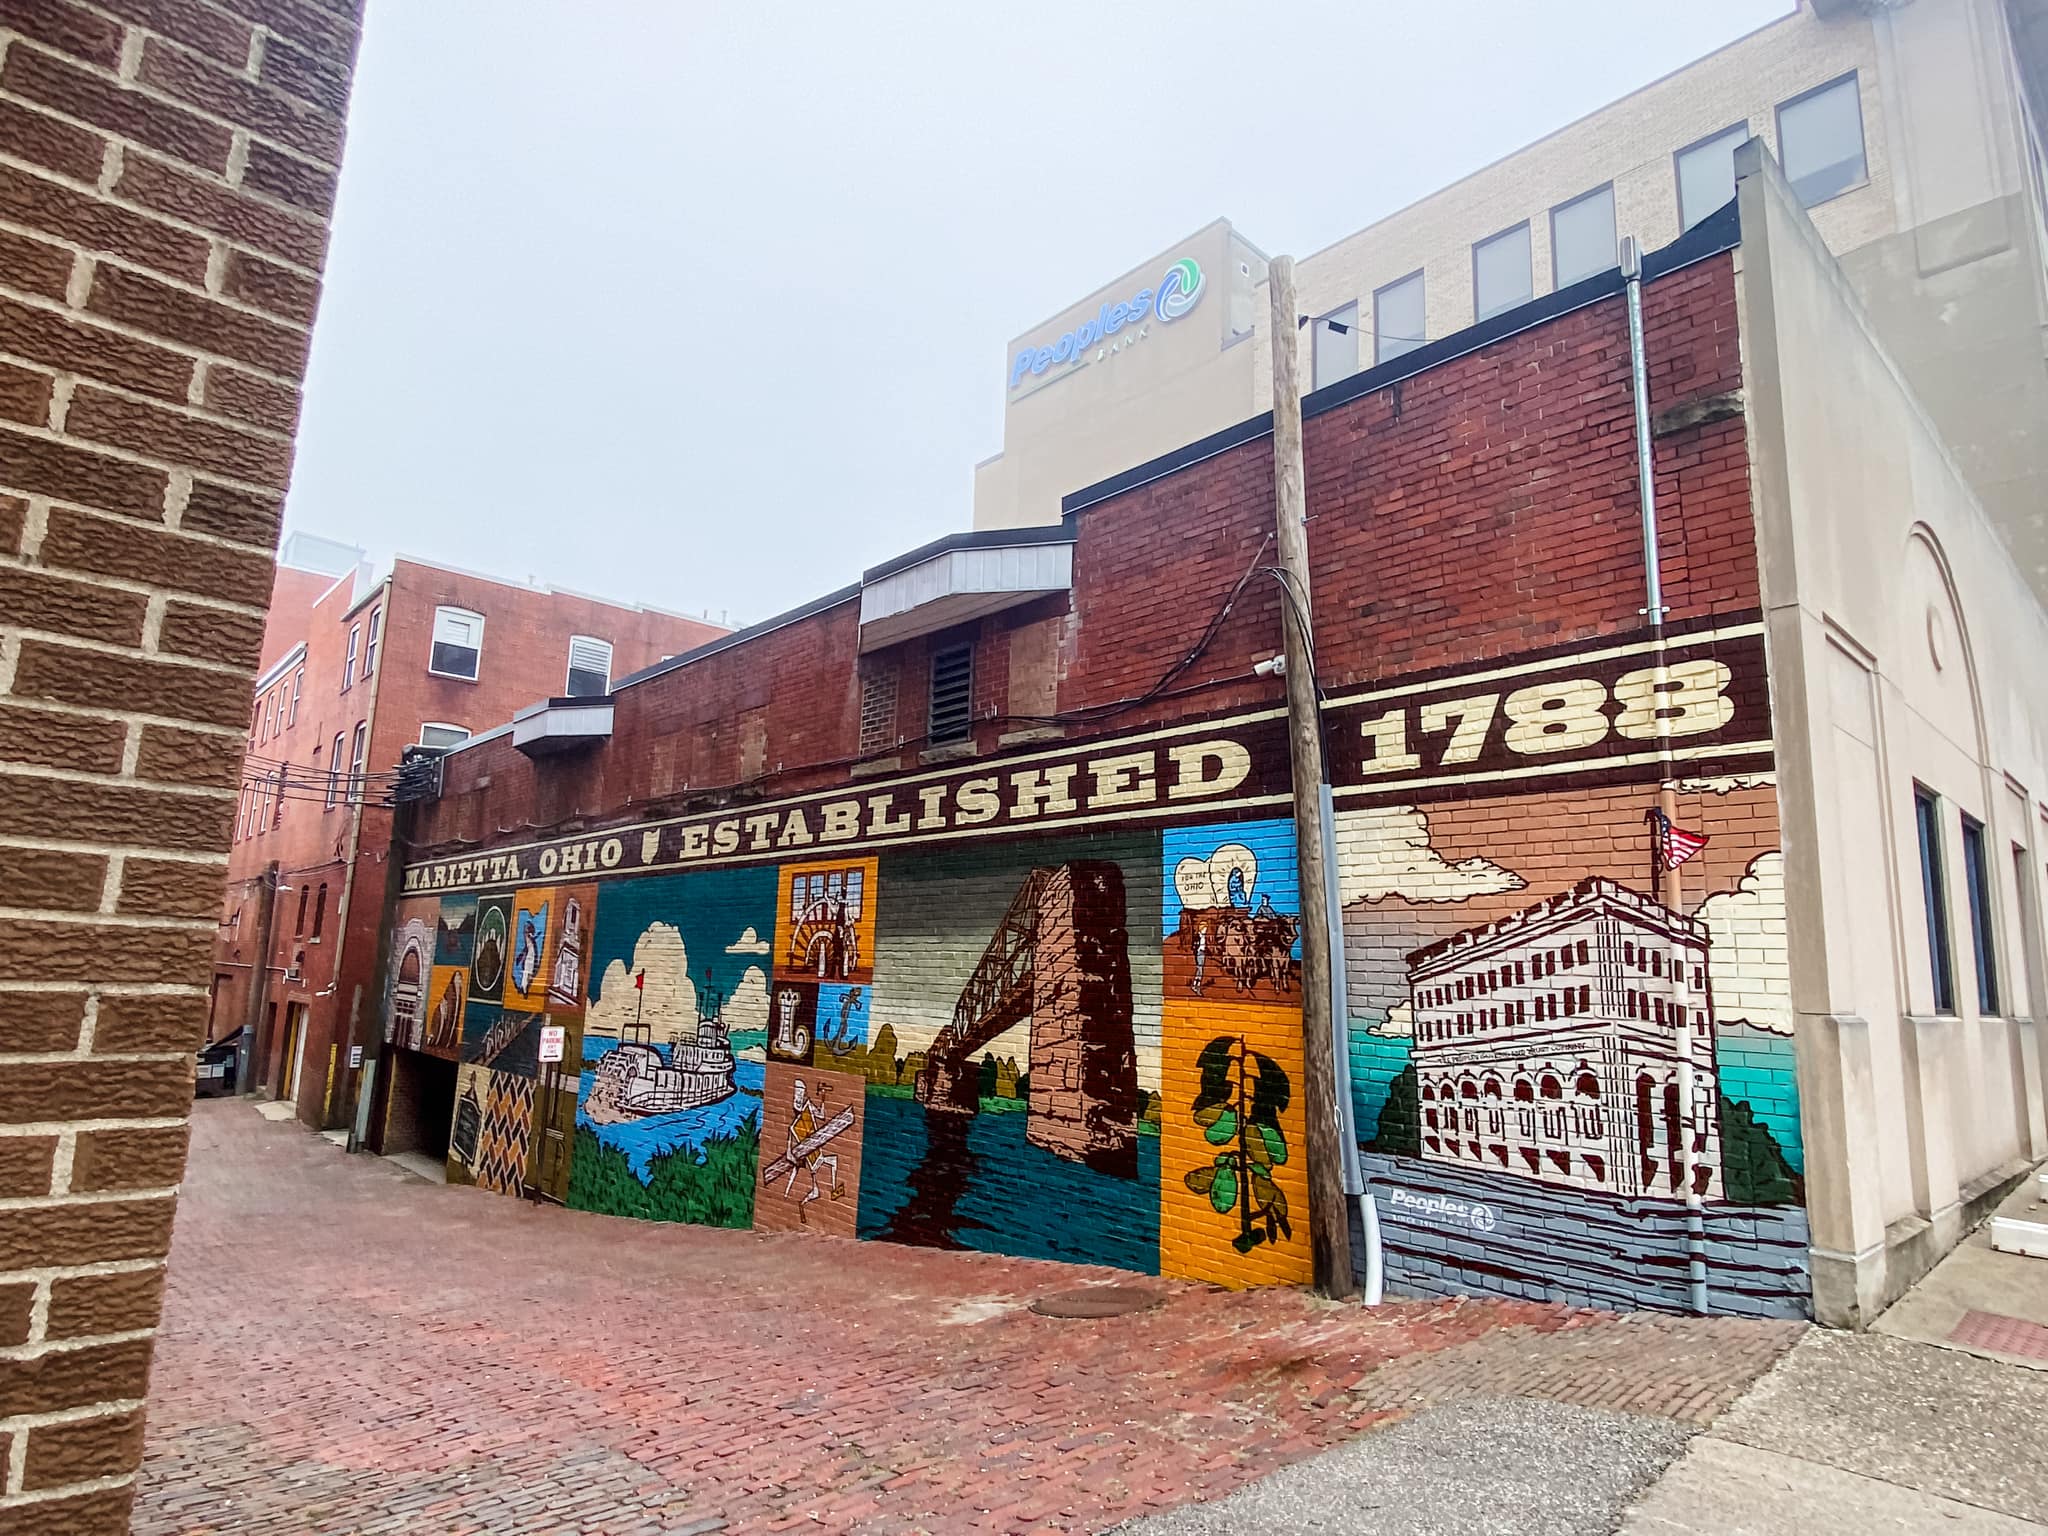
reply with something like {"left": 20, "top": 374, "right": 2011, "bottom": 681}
{"left": 1513, "top": 1077, "right": 1535, "bottom": 1102}
{"left": 1575, "top": 1071, "right": 1600, "bottom": 1100}
{"left": 1539, "top": 1073, "right": 1563, "bottom": 1100}
{"left": 1460, "top": 1078, "right": 1479, "bottom": 1099}
{"left": 311, "top": 884, "right": 327, "bottom": 939}
{"left": 1482, "top": 1075, "right": 1503, "bottom": 1099}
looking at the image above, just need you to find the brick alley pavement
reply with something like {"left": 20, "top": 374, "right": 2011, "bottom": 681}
{"left": 134, "top": 1103, "right": 1803, "bottom": 1535}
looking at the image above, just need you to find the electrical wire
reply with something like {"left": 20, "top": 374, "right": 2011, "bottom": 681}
{"left": 408, "top": 532, "right": 1294, "bottom": 859}
{"left": 1011, "top": 530, "right": 1276, "bottom": 728}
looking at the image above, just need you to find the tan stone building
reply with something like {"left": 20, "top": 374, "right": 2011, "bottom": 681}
{"left": 975, "top": 0, "right": 2048, "bottom": 605}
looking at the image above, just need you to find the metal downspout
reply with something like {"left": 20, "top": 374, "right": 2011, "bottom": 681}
{"left": 1623, "top": 236, "right": 1710, "bottom": 1317}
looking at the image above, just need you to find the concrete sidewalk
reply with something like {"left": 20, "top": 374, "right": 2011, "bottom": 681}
{"left": 1619, "top": 1328, "right": 2048, "bottom": 1534}
{"left": 1624, "top": 1170, "right": 2048, "bottom": 1534}
{"left": 1126, "top": 1171, "right": 2048, "bottom": 1535}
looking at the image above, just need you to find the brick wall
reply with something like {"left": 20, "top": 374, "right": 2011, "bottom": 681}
{"left": 0, "top": 2, "right": 360, "bottom": 1529}
{"left": 385, "top": 250, "right": 1803, "bottom": 1317}
{"left": 208, "top": 557, "right": 725, "bottom": 1135}
{"left": 422, "top": 253, "right": 1754, "bottom": 863}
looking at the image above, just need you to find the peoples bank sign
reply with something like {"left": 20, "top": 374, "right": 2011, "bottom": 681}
{"left": 1007, "top": 256, "right": 1205, "bottom": 390}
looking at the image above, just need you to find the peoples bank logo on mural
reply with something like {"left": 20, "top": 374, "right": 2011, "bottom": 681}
{"left": 1008, "top": 257, "right": 1206, "bottom": 389}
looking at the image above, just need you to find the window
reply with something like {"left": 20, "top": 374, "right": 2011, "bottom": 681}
{"left": 419, "top": 723, "right": 470, "bottom": 750}
{"left": 235, "top": 787, "right": 250, "bottom": 842}
{"left": 271, "top": 767, "right": 285, "bottom": 828}
{"left": 1550, "top": 184, "right": 1617, "bottom": 288}
{"left": 342, "top": 624, "right": 360, "bottom": 691}
{"left": 363, "top": 606, "right": 382, "bottom": 677}
{"left": 294, "top": 884, "right": 310, "bottom": 936}
{"left": 1961, "top": 816, "right": 2000, "bottom": 1015}
{"left": 1915, "top": 786, "right": 1957, "bottom": 1013}
{"left": 430, "top": 606, "right": 483, "bottom": 680}
{"left": 326, "top": 731, "right": 344, "bottom": 809}
{"left": 311, "top": 883, "right": 327, "bottom": 940}
{"left": 1472, "top": 222, "right": 1533, "bottom": 321}
{"left": 1675, "top": 123, "right": 1749, "bottom": 231}
{"left": 2017, "top": 841, "right": 2042, "bottom": 1021}
{"left": 565, "top": 635, "right": 613, "bottom": 698}
{"left": 263, "top": 691, "right": 276, "bottom": 740}
{"left": 1311, "top": 302, "right": 1359, "bottom": 391}
{"left": 348, "top": 721, "right": 368, "bottom": 804}
{"left": 1374, "top": 270, "right": 1425, "bottom": 363}
{"left": 859, "top": 663, "right": 898, "bottom": 753}
{"left": 287, "top": 669, "right": 302, "bottom": 727}
{"left": 928, "top": 641, "right": 973, "bottom": 745}
{"left": 1777, "top": 73, "right": 1867, "bottom": 207}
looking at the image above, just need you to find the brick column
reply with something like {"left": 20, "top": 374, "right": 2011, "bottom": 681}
{"left": 0, "top": 3, "right": 360, "bottom": 1529}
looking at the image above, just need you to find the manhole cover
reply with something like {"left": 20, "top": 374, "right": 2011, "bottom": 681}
{"left": 1029, "top": 1286, "right": 1163, "bottom": 1319}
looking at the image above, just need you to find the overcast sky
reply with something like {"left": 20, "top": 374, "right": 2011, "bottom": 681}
{"left": 284, "top": 0, "right": 1794, "bottom": 628}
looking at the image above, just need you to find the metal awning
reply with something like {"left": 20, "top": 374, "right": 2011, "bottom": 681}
{"left": 512, "top": 697, "right": 613, "bottom": 757}
{"left": 857, "top": 535, "right": 1074, "bottom": 653}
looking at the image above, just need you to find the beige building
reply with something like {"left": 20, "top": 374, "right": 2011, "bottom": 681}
{"left": 972, "top": 219, "right": 1269, "bottom": 533}
{"left": 974, "top": 0, "right": 2048, "bottom": 605}
{"left": 1739, "top": 140, "right": 2048, "bottom": 1323}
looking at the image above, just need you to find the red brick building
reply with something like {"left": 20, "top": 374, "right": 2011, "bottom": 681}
{"left": 0, "top": 2, "right": 367, "bottom": 1525}
{"left": 372, "top": 173, "right": 2048, "bottom": 1323}
{"left": 209, "top": 550, "right": 723, "bottom": 1133}
{"left": 371, "top": 217, "right": 1800, "bottom": 1303}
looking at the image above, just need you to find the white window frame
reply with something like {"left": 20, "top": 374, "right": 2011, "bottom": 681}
{"left": 342, "top": 623, "right": 360, "bottom": 692}
{"left": 429, "top": 606, "right": 485, "bottom": 682}
{"left": 419, "top": 722, "right": 471, "bottom": 750}
{"left": 348, "top": 721, "right": 368, "bottom": 805}
{"left": 1373, "top": 269, "right": 1426, "bottom": 364}
{"left": 288, "top": 669, "right": 302, "bottom": 727}
{"left": 1775, "top": 71, "right": 1868, "bottom": 210}
{"left": 1310, "top": 301, "right": 1359, "bottom": 392}
{"left": 1549, "top": 182, "right": 1617, "bottom": 290}
{"left": 363, "top": 605, "right": 382, "bottom": 677}
{"left": 1472, "top": 220, "right": 1533, "bottom": 322}
{"left": 564, "top": 635, "right": 614, "bottom": 697}
{"left": 1674, "top": 121, "right": 1750, "bottom": 232}
{"left": 326, "top": 730, "right": 344, "bottom": 809}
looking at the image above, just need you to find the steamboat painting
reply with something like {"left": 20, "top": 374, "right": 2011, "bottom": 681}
{"left": 567, "top": 868, "right": 775, "bottom": 1229}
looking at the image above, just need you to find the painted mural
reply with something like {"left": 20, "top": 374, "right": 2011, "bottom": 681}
{"left": 1340, "top": 774, "right": 1806, "bottom": 1317}
{"left": 441, "top": 883, "right": 594, "bottom": 1195}
{"left": 381, "top": 622, "right": 1802, "bottom": 1314}
{"left": 567, "top": 868, "right": 774, "bottom": 1229}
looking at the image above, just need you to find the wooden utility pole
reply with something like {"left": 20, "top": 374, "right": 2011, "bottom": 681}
{"left": 241, "top": 860, "right": 281, "bottom": 1095}
{"left": 1269, "top": 256, "right": 1356, "bottom": 1298}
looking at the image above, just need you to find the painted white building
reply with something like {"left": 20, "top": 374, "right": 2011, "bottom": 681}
{"left": 1409, "top": 878, "right": 1725, "bottom": 1201}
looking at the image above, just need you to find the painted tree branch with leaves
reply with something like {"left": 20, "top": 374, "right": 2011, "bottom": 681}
{"left": 1184, "top": 1034, "right": 1292, "bottom": 1254}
